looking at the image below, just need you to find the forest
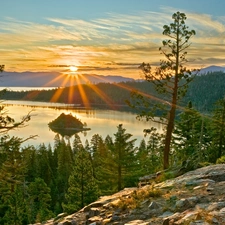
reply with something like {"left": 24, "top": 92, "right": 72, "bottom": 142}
{"left": 0, "top": 84, "right": 225, "bottom": 224}
{"left": 1, "top": 71, "right": 225, "bottom": 114}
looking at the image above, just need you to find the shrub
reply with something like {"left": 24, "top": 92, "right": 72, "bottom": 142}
{"left": 112, "top": 185, "right": 162, "bottom": 210}
{"left": 216, "top": 156, "right": 225, "bottom": 164}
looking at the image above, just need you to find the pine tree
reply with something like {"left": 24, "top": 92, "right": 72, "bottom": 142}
{"left": 35, "top": 144, "right": 52, "bottom": 185}
{"left": 173, "top": 102, "right": 211, "bottom": 168}
{"left": 55, "top": 137, "right": 73, "bottom": 212}
{"left": 128, "top": 12, "right": 197, "bottom": 169}
{"left": 72, "top": 133, "right": 84, "bottom": 155}
{"left": 104, "top": 124, "right": 138, "bottom": 191}
{"left": 0, "top": 136, "right": 28, "bottom": 225}
{"left": 137, "top": 128, "right": 164, "bottom": 175}
{"left": 27, "top": 178, "right": 54, "bottom": 223}
{"left": 63, "top": 139, "right": 99, "bottom": 214}
{"left": 22, "top": 146, "right": 37, "bottom": 183}
{"left": 90, "top": 134, "right": 108, "bottom": 170}
{"left": 90, "top": 134, "right": 112, "bottom": 195}
{"left": 209, "top": 98, "right": 225, "bottom": 162}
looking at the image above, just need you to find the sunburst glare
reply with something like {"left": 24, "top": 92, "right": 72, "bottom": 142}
{"left": 21, "top": 70, "right": 188, "bottom": 113}
{"left": 69, "top": 66, "right": 78, "bottom": 72}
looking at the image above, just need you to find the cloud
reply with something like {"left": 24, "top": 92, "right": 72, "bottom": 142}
{"left": 1, "top": 9, "right": 225, "bottom": 75}
{"left": 189, "top": 13, "right": 225, "bottom": 33}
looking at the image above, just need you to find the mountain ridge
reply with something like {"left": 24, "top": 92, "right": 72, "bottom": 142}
{"left": 199, "top": 65, "right": 225, "bottom": 74}
{"left": 0, "top": 71, "right": 135, "bottom": 87}
{"left": 0, "top": 65, "right": 224, "bottom": 88}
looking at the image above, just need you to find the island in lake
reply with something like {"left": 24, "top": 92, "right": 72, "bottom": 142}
{"left": 48, "top": 113, "right": 90, "bottom": 137}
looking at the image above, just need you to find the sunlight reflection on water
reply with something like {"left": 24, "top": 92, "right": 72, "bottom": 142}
{"left": 2, "top": 100, "right": 164, "bottom": 148}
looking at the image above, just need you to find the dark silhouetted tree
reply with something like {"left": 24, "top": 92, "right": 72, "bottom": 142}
{"left": 129, "top": 12, "right": 197, "bottom": 169}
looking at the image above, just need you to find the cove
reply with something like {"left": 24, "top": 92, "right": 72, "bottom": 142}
{"left": 2, "top": 100, "right": 163, "bottom": 147}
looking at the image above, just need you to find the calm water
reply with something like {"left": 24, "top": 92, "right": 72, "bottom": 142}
{"left": 2, "top": 100, "right": 163, "bottom": 147}
{"left": 2, "top": 87, "right": 57, "bottom": 91}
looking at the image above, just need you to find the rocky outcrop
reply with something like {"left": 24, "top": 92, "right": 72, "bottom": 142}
{"left": 38, "top": 164, "right": 225, "bottom": 225}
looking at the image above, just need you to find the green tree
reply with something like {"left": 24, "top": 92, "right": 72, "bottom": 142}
{"left": 63, "top": 139, "right": 99, "bottom": 214}
{"left": 90, "top": 134, "right": 113, "bottom": 195}
{"left": 173, "top": 102, "right": 203, "bottom": 164}
{"left": 0, "top": 65, "right": 39, "bottom": 224}
{"left": 0, "top": 136, "right": 28, "bottom": 225}
{"left": 138, "top": 128, "right": 164, "bottom": 174}
{"left": 90, "top": 134, "right": 108, "bottom": 176}
{"left": 55, "top": 137, "right": 73, "bottom": 212}
{"left": 209, "top": 98, "right": 225, "bottom": 161}
{"left": 72, "top": 133, "right": 84, "bottom": 155}
{"left": 27, "top": 178, "right": 53, "bottom": 223}
{"left": 22, "top": 146, "right": 37, "bottom": 183}
{"left": 35, "top": 144, "right": 52, "bottom": 185}
{"left": 104, "top": 124, "right": 138, "bottom": 191}
{"left": 129, "top": 12, "right": 197, "bottom": 169}
{"left": 173, "top": 102, "right": 212, "bottom": 169}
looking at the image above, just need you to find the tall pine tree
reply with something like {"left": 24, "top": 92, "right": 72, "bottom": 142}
{"left": 104, "top": 124, "right": 138, "bottom": 191}
{"left": 128, "top": 12, "right": 197, "bottom": 169}
{"left": 63, "top": 137, "right": 99, "bottom": 214}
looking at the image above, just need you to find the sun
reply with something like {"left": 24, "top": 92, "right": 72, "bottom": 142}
{"left": 69, "top": 66, "right": 78, "bottom": 72}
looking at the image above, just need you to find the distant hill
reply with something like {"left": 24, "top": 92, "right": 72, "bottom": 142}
{"left": 2, "top": 71, "right": 225, "bottom": 113}
{"left": 199, "top": 65, "right": 225, "bottom": 74}
{"left": 1, "top": 66, "right": 225, "bottom": 87}
{"left": 0, "top": 71, "right": 135, "bottom": 87}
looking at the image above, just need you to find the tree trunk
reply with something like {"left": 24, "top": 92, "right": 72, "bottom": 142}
{"left": 164, "top": 105, "right": 176, "bottom": 169}
{"left": 118, "top": 164, "right": 122, "bottom": 191}
{"left": 164, "top": 76, "right": 178, "bottom": 169}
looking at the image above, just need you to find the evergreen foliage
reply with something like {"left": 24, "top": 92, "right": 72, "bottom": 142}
{"left": 48, "top": 113, "right": 90, "bottom": 137}
{"left": 63, "top": 137, "right": 99, "bottom": 214}
{"left": 1, "top": 71, "right": 225, "bottom": 114}
{"left": 173, "top": 102, "right": 204, "bottom": 164}
{"left": 128, "top": 12, "right": 197, "bottom": 169}
{"left": 103, "top": 124, "right": 139, "bottom": 191}
{"left": 208, "top": 98, "right": 225, "bottom": 162}
{"left": 1, "top": 101, "right": 225, "bottom": 224}
{"left": 27, "top": 178, "right": 54, "bottom": 223}
{"left": 137, "top": 128, "right": 164, "bottom": 174}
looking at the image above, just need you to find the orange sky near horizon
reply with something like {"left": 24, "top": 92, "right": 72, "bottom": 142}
{"left": 1, "top": 1, "right": 225, "bottom": 79}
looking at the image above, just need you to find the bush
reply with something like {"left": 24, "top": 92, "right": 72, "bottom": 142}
{"left": 216, "top": 156, "right": 225, "bottom": 164}
{"left": 112, "top": 185, "right": 162, "bottom": 210}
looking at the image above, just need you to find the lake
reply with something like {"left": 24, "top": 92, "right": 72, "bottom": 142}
{"left": 2, "top": 100, "right": 163, "bottom": 148}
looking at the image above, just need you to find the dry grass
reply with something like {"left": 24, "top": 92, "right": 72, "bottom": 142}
{"left": 112, "top": 185, "right": 163, "bottom": 210}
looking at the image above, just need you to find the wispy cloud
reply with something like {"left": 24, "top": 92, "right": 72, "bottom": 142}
{"left": 1, "top": 8, "right": 225, "bottom": 77}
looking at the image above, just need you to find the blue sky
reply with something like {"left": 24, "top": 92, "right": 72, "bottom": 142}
{"left": 1, "top": 0, "right": 225, "bottom": 78}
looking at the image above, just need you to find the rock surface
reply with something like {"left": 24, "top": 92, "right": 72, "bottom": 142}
{"left": 37, "top": 164, "right": 225, "bottom": 225}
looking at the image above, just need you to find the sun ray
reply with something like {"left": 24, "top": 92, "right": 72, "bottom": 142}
{"left": 75, "top": 75, "right": 90, "bottom": 108}
{"left": 90, "top": 84, "right": 116, "bottom": 109}
{"left": 43, "top": 73, "right": 67, "bottom": 87}
{"left": 16, "top": 73, "right": 69, "bottom": 102}
{"left": 68, "top": 76, "right": 76, "bottom": 104}
{"left": 87, "top": 73, "right": 114, "bottom": 83}
{"left": 50, "top": 75, "right": 71, "bottom": 102}
{"left": 74, "top": 74, "right": 116, "bottom": 109}
{"left": 22, "top": 90, "right": 40, "bottom": 101}
{"left": 20, "top": 69, "right": 188, "bottom": 114}
{"left": 113, "top": 82, "right": 189, "bottom": 113}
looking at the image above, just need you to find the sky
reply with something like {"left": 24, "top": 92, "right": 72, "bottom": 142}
{"left": 1, "top": 0, "right": 225, "bottom": 79}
